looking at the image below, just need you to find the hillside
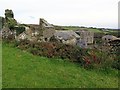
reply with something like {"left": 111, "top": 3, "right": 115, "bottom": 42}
{"left": 59, "top": 26, "right": 119, "bottom": 35}
{"left": 2, "top": 43, "right": 118, "bottom": 88}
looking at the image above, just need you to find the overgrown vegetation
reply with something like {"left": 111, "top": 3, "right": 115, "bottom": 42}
{"left": 2, "top": 43, "right": 119, "bottom": 88}
{"left": 3, "top": 37, "right": 120, "bottom": 70}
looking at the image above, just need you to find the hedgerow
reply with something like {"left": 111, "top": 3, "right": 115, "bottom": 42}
{"left": 11, "top": 39, "right": 119, "bottom": 70}
{"left": 3, "top": 36, "right": 119, "bottom": 70}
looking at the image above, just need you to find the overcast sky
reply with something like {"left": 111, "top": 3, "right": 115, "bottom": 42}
{"left": 0, "top": 0, "right": 119, "bottom": 29}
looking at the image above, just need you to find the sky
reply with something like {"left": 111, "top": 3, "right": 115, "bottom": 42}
{"left": 0, "top": 0, "right": 119, "bottom": 29}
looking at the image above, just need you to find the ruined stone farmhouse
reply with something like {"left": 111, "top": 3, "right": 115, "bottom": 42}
{"left": 16, "top": 18, "right": 56, "bottom": 42}
{"left": 1, "top": 9, "right": 95, "bottom": 48}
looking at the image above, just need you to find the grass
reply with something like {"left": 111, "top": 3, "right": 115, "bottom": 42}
{"left": 2, "top": 43, "right": 119, "bottom": 88}
{"left": 62, "top": 26, "right": 118, "bottom": 34}
{"left": 64, "top": 27, "right": 103, "bottom": 33}
{"left": 0, "top": 41, "right": 2, "bottom": 89}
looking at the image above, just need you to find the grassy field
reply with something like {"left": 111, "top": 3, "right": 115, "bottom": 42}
{"left": 2, "top": 43, "right": 119, "bottom": 88}
{"left": 62, "top": 26, "right": 118, "bottom": 34}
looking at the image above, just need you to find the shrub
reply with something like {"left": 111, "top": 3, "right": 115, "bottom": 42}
{"left": 7, "top": 39, "right": 119, "bottom": 70}
{"left": 15, "top": 40, "right": 96, "bottom": 68}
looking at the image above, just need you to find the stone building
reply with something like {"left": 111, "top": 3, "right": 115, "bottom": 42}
{"left": 17, "top": 26, "right": 39, "bottom": 41}
{"left": 75, "top": 30, "right": 94, "bottom": 44}
{"left": 102, "top": 35, "right": 120, "bottom": 44}
{"left": 1, "top": 9, "right": 95, "bottom": 49}
{"left": 1, "top": 9, "right": 18, "bottom": 39}
{"left": 39, "top": 18, "right": 55, "bottom": 41}
{"left": 39, "top": 18, "right": 54, "bottom": 35}
{"left": 54, "top": 30, "right": 80, "bottom": 45}
{"left": 43, "top": 29, "right": 55, "bottom": 41}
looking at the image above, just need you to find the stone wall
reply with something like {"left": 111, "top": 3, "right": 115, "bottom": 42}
{"left": 5, "top": 9, "right": 14, "bottom": 19}
{"left": 4, "top": 9, "right": 17, "bottom": 30}
{"left": 76, "top": 30, "right": 94, "bottom": 44}
{"left": 39, "top": 18, "right": 54, "bottom": 35}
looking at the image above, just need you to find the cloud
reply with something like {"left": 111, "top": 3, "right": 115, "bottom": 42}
{"left": 0, "top": 0, "right": 119, "bottom": 28}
